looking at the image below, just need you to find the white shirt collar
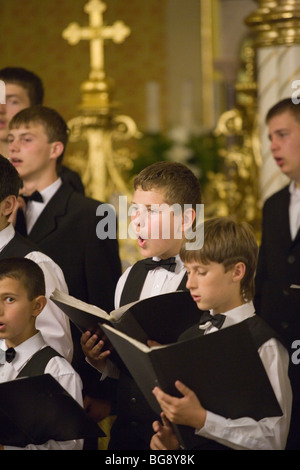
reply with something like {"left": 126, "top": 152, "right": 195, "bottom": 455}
{"left": 0, "top": 331, "right": 45, "bottom": 373}
{"left": 289, "top": 181, "right": 300, "bottom": 200}
{"left": 0, "top": 223, "right": 15, "bottom": 252}
{"left": 38, "top": 177, "right": 62, "bottom": 205}
{"left": 210, "top": 301, "right": 255, "bottom": 329}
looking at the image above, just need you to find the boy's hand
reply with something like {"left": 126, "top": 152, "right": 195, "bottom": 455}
{"left": 147, "top": 339, "right": 161, "bottom": 347}
{"left": 150, "top": 412, "right": 180, "bottom": 450}
{"left": 83, "top": 395, "right": 112, "bottom": 423}
{"left": 152, "top": 380, "right": 206, "bottom": 429}
{"left": 80, "top": 330, "right": 112, "bottom": 372}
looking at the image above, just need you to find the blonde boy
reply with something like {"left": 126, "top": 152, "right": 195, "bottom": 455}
{"left": 151, "top": 217, "right": 292, "bottom": 450}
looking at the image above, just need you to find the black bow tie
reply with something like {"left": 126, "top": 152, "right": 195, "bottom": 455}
{"left": 5, "top": 347, "right": 16, "bottom": 363}
{"left": 144, "top": 257, "right": 177, "bottom": 272}
{"left": 21, "top": 191, "right": 43, "bottom": 204}
{"left": 199, "top": 311, "right": 226, "bottom": 330}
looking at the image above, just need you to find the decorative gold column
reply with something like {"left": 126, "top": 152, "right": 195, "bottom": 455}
{"left": 62, "top": 0, "right": 140, "bottom": 203}
{"left": 200, "top": 0, "right": 215, "bottom": 129}
{"left": 204, "top": 35, "right": 263, "bottom": 239}
{"left": 63, "top": 0, "right": 142, "bottom": 269}
{"left": 246, "top": 0, "right": 300, "bottom": 202}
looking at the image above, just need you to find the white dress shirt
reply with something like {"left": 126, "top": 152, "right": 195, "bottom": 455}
{"left": 100, "top": 255, "right": 186, "bottom": 380}
{"left": 0, "top": 224, "right": 73, "bottom": 362}
{"left": 114, "top": 254, "right": 186, "bottom": 308}
{"left": 0, "top": 333, "right": 83, "bottom": 450}
{"left": 195, "top": 302, "right": 292, "bottom": 450}
{"left": 289, "top": 181, "right": 300, "bottom": 240}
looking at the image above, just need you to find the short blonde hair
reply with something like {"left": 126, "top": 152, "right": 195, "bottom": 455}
{"left": 180, "top": 217, "right": 258, "bottom": 301}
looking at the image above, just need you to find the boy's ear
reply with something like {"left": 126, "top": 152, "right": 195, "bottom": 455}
{"left": 32, "top": 295, "right": 47, "bottom": 318}
{"left": 232, "top": 262, "right": 246, "bottom": 282}
{"left": 182, "top": 207, "right": 196, "bottom": 232}
{"left": 49, "top": 141, "right": 64, "bottom": 161}
{"left": 0, "top": 195, "right": 17, "bottom": 217}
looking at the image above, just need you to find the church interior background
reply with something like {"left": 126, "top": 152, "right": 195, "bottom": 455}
{"left": 1, "top": 0, "right": 298, "bottom": 268}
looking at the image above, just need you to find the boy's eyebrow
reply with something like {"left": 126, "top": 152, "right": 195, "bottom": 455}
{"left": 268, "top": 128, "right": 289, "bottom": 138}
{"left": 0, "top": 291, "right": 19, "bottom": 297}
{"left": 5, "top": 94, "right": 22, "bottom": 100}
{"left": 184, "top": 262, "right": 204, "bottom": 269}
{"left": 131, "top": 201, "right": 154, "bottom": 208}
{"left": 8, "top": 130, "right": 35, "bottom": 137}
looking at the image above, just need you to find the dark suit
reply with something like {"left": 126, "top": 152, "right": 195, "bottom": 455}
{"left": 59, "top": 165, "right": 85, "bottom": 195}
{"left": 15, "top": 182, "right": 122, "bottom": 401}
{"left": 254, "top": 184, "right": 300, "bottom": 449}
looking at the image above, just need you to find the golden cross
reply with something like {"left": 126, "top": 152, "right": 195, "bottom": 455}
{"left": 63, "top": 0, "right": 130, "bottom": 81}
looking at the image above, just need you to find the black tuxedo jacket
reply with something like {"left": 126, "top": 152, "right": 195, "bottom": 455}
{"left": 254, "top": 184, "right": 300, "bottom": 397}
{"left": 254, "top": 185, "right": 300, "bottom": 343}
{"left": 59, "top": 165, "right": 85, "bottom": 195}
{"left": 16, "top": 182, "right": 121, "bottom": 312}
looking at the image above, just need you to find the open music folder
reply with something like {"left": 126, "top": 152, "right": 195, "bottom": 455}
{"left": 0, "top": 374, "right": 105, "bottom": 447}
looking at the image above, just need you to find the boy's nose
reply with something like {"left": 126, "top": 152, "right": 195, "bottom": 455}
{"left": 8, "top": 140, "right": 19, "bottom": 152}
{"left": 186, "top": 273, "right": 196, "bottom": 289}
{"left": 132, "top": 211, "right": 146, "bottom": 228}
{"left": 270, "top": 137, "right": 279, "bottom": 153}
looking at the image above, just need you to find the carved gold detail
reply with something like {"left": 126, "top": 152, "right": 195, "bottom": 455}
{"left": 246, "top": 0, "right": 300, "bottom": 47}
{"left": 204, "top": 36, "right": 262, "bottom": 238}
{"left": 62, "top": 0, "right": 141, "bottom": 267}
{"left": 62, "top": 0, "right": 139, "bottom": 201}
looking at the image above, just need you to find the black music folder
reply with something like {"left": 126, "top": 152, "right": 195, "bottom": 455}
{"left": 0, "top": 374, "right": 105, "bottom": 447}
{"left": 101, "top": 320, "right": 283, "bottom": 450}
{"left": 50, "top": 289, "right": 201, "bottom": 344}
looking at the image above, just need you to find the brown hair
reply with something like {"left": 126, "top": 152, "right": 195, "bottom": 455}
{"left": 133, "top": 161, "right": 201, "bottom": 210}
{"left": 266, "top": 97, "right": 300, "bottom": 124}
{"left": 180, "top": 217, "right": 258, "bottom": 301}
{"left": 0, "top": 67, "right": 44, "bottom": 106}
{"left": 0, "top": 154, "right": 22, "bottom": 203}
{"left": 9, "top": 106, "right": 69, "bottom": 169}
{"left": 0, "top": 257, "right": 45, "bottom": 300}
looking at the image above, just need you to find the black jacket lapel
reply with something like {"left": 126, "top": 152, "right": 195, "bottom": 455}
{"left": 27, "top": 184, "right": 73, "bottom": 244}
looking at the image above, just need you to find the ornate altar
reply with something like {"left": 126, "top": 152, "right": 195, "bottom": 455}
{"left": 62, "top": 0, "right": 141, "bottom": 267}
{"left": 62, "top": 0, "right": 140, "bottom": 203}
{"left": 200, "top": 35, "right": 262, "bottom": 239}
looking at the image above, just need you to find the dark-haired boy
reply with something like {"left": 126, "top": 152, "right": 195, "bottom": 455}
{"left": 254, "top": 97, "right": 300, "bottom": 449}
{"left": 9, "top": 105, "right": 122, "bottom": 433}
{"left": 0, "top": 257, "right": 83, "bottom": 450}
{"left": 81, "top": 161, "right": 202, "bottom": 449}
{"left": 0, "top": 66, "right": 84, "bottom": 193}
{"left": 0, "top": 154, "right": 72, "bottom": 361}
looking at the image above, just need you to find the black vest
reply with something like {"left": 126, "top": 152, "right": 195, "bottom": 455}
{"left": 178, "top": 314, "right": 283, "bottom": 450}
{"left": 17, "top": 346, "right": 61, "bottom": 378}
{"left": 0, "top": 232, "right": 41, "bottom": 260}
{"left": 109, "top": 259, "right": 188, "bottom": 450}
{"left": 119, "top": 258, "right": 187, "bottom": 305}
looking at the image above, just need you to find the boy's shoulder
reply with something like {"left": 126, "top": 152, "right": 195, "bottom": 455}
{"left": 17, "top": 346, "right": 62, "bottom": 378}
{"left": 245, "top": 315, "right": 285, "bottom": 349}
{"left": 263, "top": 184, "right": 290, "bottom": 208}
